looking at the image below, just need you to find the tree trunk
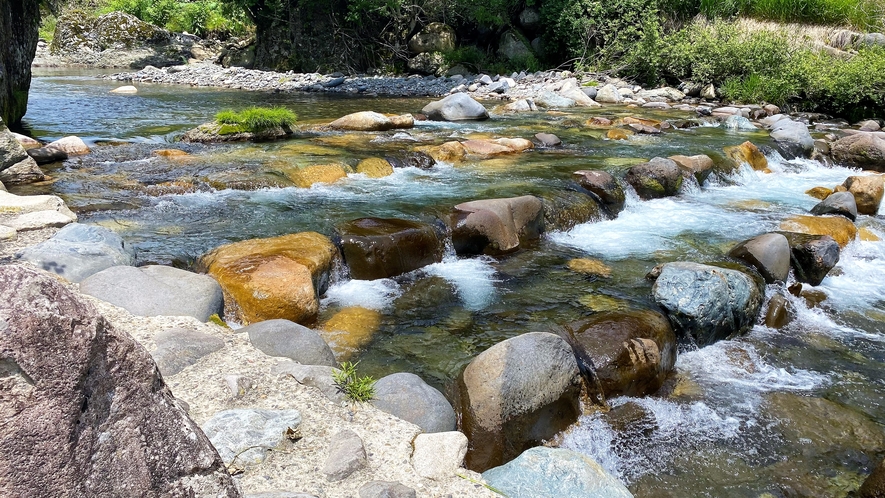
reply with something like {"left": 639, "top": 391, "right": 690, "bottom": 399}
{"left": 0, "top": 0, "right": 40, "bottom": 125}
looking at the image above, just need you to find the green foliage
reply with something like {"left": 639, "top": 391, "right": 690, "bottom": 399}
{"left": 697, "top": 0, "right": 885, "bottom": 31}
{"left": 791, "top": 47, "right": 885, "bottom": 117}
{"left": 215, "top": 106, "right": 297, "bottom": 132}
{"left": 39, "top": 12, "right": 58, "bottom": 41}
{"left": 101, "top": 0, "right": 250, "bottom": 37}
{"left": 720, "top": 73, "right": 797, "bottom": 105}
{"left": 332, "top": 361, "right": 376, "bottom": 403}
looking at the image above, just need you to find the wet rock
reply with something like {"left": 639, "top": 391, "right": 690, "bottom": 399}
{"left": 80, "top": 265, "right": 224, "bottom": 321}
{"left": 356, "top": 157, "right": 394, "bottom": 178}
{"left": 784, "top": 233, "right": 841, "bottom": 286}
{"left": 652, "top": 262, "right": 763, "bottom": 346}
{"left": 568, "top": 309, "right": 677, "bottom": 397}
{"left": 243, "top": 319, "right": 336, "bottom": 366}
{"left": 0, "top": 265, "right": 238, "bottom": 497}
{"left": 766, "top": 392, "right": 885, "bottom": 452}
{"left": 764, "top": 293, "right": 793, "bottom": 329}
{"left": 724, "top": 141, "right": 768, "bottom": 171}
{"left": 830, "top": 132, "right": 885, "bottom": 171}
{"left": 810, "top": 191, "right": 858, "bottom": 221}
{"left": 842, "top": 175, "right": 884, "bottom": 215}
{"left": 458, "top": 332, "right": 582, "bottom": 471}
{"left": 499, "top": 99, "right": 538, "bottom": 112}
{"left": 607, "top": 129, "right": 633, "bottom": 140}
{"left": 202, "top": 409, "right": 302, "bottom": 466}
{"left": 384, "top": 151, "right": 435, "bottom": 170}
{"left": 45, "top": 136, "right": 90, "bottom": 156}
{"left": 568, "top": 257, "right": 612, "bottom": 278}
{"left": 110, "top": 85, "right": 137, "bottom": 94}
{"left": 422, "top": 93, "right": 488, "bottom": 121}
{"left": 182, "top": 121, "right": 295, "bottom": 143}
{"left": 534, "top": 132, "right": 561, "bottom": 146}
{"left": 540, "top": 189, "right": 604, "bottom": 231}
{"left": 273, "top": 361, "right": 343, "bottom": 403}
{"left": 586, "top": 116, "right": 612, "bottom": 127}
{"left": 0, "top": 156, "right": 44, "bottom": 184}
{"left": 482, "top": 447, "right": 633, "bottom": 498}
{"left": 668, "top": 154, "right": 714, "bottom": 185}
{"left": 724, "top": 115, "right": 754, "bottom": 130}
{"left": 201, "top": 232, "right": 338, "bottom": 325}
{"left": 806, "top": 186, "right": 834, "bottom": 200}
{"left": 320, "top": 306, "right": 382, "bottom": 359}
{"left": 859, "top": 457, "right": 885, "bottom": 498}
{"left": 727, "top": 232, "right": 791, "bottom": 283}
{"left": 408, "top": 22, "right": 456, "bottom": 53}
{"left": 411, "top": 431, "right": 468, "bottom": 479}
{"left": 770, "top": 119, "right": 814, "bottom": 158}
{"left": 371, "top": 372, "right": 456, "bottom": 433}
{"left": 628, "top": 123, "right": 661, "bottom": 134}
{"left": 18, "top": 223, "right": 135, "bottom": 283}
{"left": 286, "top": 163, "right": 348, "bottom": 188}
{"left": 359, "top": 481, "right": 416, "bottom": 498}
{"left": 595, "top": 84, "right": 623, "bottom": 103}
{"left": 780, "top": 215, "right": 857, "bottom": 248}
{"left": 450, "top": 195, "right": 544, "bottom": 255}
{"left": 572, "top": 170, "right": 626, "bottom": 213}
{"left": 323, "top": 429, "right": 367, "bottom": 481}
{"left": 27, "top": 146, "right": 67, "bottom": 164}
{"left": 329, "top": 111, "right": 411, "bottom": 131}
{"left": 534, "top": 90, "right": 575, "bottom": 108}
{"left": 337, "top": 217, "right": 444, "bottom": 280}
{"left": 152, "top": 328, "right": 225, "bottom": 376}
{"left": 625, "top": 157, "right": 684, "bottom": 200}
{"left": 419, "top": 141, "right": 467, "bottom": 162}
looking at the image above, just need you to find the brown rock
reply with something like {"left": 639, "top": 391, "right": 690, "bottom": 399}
{"left": 764, "top": 293, "right": 792, "bottom": 329}
{"left": 668, "top": 154, "right": 714, "bottom": 184}
{"left": 450, "top": 195, "right": 544, "bottom": 255}
{"left": 420, "top": 141, "right": 467, "bottom": 163}
{"left": 461, "top": 139, "right": 513, "bottom": 157}
{"left": 859, "top": 457, "right": 885, "bottom": 498}
{"left": 287, "top": 163, "right": 348, "bottom": 188}
{"left": 728, "top": 232, "right": 791, "bottom": 283}
{"left": 780, "top": 215, "right": 857, "bottom": 248}
{"left": 606, "top": 129, "right": 633, "bottom": 140}
{"left": 321, "top": 306, "right": 382, "bottom": 359}
{"left": 724, "top": 141, "right": 768, "bottom": 171}
{"left": 625, "top": 157, "right": 684, "bottom": 200}
{"left": 842, "top": 175, "right": 884, "bottom": 215}
{"left": 336, "top": 217, "right": 444, "bottom": 280}
{"left": 572, "top": 170, "right": 626, "bottom": 213}
{"left": 585, "top": 117, "right": 613, "bottom": 128}
{"left": 830, "top": 132, "right": 885, "bottom": 171}
{"left": 152, "top": 149, "right": 189, "bottom": 157}
{"left": 0, "top": 264, "right": 239, "bottom": 497}
{"left": 567, "top": 258, "right": 612, "bottom": 278}
{"left": 628, "top": 123, "right": 661, "bottom": 134}
{"left": 329, "top": 111, "right": 397, "bottom": 131}
{"left": 806, "top": 186, "right": 833, "bottom": 200}
{"left": 355, "top": 157, "right": 394, "bottom": 178}
{"left": 0, "top": 157, "right": 44, "bottom": 185}
{"left": 387, "top": 114, "right": 415, "bottom": 129}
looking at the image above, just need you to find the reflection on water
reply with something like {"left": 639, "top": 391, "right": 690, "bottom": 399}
{"left": 20, "top": 71, "right": 885, "bottom": 496}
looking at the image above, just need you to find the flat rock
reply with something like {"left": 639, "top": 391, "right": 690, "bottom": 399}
{"left": 323, "top": 429, "right": 367, "bottom": 481}
{"left": 80, "top": 265, "right": 224, "bottom": 321}
{"left": 152, "top": 328, "right": 225, "bottom": 376}
{"left": 0, "top": 157, "right": 45, "bottom": 185}
{"left": 668, "top": 154, "right": 713, "bottom": 184}
{"left": 450, "top": 195, "right": 544, "bottom": 255}
{"left": 411, "top": 432, "right": 468, "bottom": 479}
{"left": 202, "top": 409, "right": 302, "bottom": 466}
{"left": 27, "top": 146, "right": 68, "bottom": 164}
{"left": 110, "top": 85, "right": 138, "bottom": 94}
{"left": 534, "top": 132, "right": 561, "bottom": 146}
{"left": 18, "top": 223, "right": 135, "bottom": 282}
{"left": 359, "top": 481, "right": 416, "bottom": 498}
{"left": 242, "top": 319, "right": 336, "bottom": 366}
{"left": 273, "top": 361, "right": 344, "bottom": 402}
{"left": 371, "top": 372, "right": 456, "bottom": 433}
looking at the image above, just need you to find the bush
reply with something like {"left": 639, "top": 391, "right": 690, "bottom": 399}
{"left": 215, "top": 106, "right": 297, "bottom": 132}
{"left": 697, "top": 0, "right": 885, "bottom": 31}
{"left": 102, "top": 0, "right": 250, "bottom": 38}
{"left": 792, "top": 46, "right": 885, "bottom": 117}
{"left": 332, "top": 361, "right": 376, "bottom": 403}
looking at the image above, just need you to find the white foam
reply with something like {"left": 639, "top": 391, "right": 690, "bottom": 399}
{"left": 422, "top": 256, "right": 499, "bottom": 311}
{"left": 321, "top": 278, "right": 402, "bottom": 311}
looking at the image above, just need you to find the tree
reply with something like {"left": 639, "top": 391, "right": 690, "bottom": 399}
{"left": 0, "top": 0, "right": 43, "bottom": 125}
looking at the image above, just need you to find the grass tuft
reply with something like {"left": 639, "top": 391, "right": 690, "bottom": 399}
{"left": 332, "top": 361, "right": 376, "bottom": 403}
{"left": 214, "top": 106, "right": 297, "bottom": 133}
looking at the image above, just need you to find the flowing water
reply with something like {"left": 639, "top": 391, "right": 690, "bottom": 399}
{"left": 17, "top": 69, "right": 885, "bottom": 496}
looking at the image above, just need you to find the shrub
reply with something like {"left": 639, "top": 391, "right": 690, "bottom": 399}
{"left": 214, "top": 106, "right": 297, "bottom": 132}
{"left": 332, "top": 361, "right": 376, "bottom": 403}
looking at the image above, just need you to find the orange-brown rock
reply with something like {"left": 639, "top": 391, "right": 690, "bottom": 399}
{"left": 668, "top": 154, "right": 714, "bottom": 184}
{"left": 355, "top": 157, "right": 394, "bottom": 178}
{"left": 585, "top": 117, "right": 613, "bottom": 128}
{"left": 842, "top": 175, "right": 884, "bottom": 215}
{"left": 287, "top": 163, "right": 348, "bottom": 188}
{"left": 461, "top": 139, "right": 513, "bottom": 156}
{"left": 419, "top": 141, "right": 467, "bottom": 163}
{"left": 152, "top": 149, "right": 190, "bottom": 157}
{"left": 607, "top": 129, "right": 633, "bottom": 140}
{"left": 806, "top": 186, "right": 834, "bottom": 200}
{"left": 320, "top": 306, "right": 383, "bottom": 359}
{"left": 780, "top": 215, "right": 857, "bottom": 248}
{"left": 724, "top": 141, "right": 768, "bottom": 171}
{"left": 201, "top": 232, "right": 338, "bottom": 325}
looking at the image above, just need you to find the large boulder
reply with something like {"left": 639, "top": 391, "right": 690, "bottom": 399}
{"left": 652, "top": 262, "right": 763, "bottom": 346}
{"left": 782, "top": 233, "right": 840, "bottom": 286}
{"left": 408, "top": 22, "right": 456, "bottom": 54}
{"left": 372, "top": 372, "right": 456, "bottom": 433}
{"left": 625, "top": 157, "right": 684, "bottom": 200}
{"left": 859, "top": 457, "right": 885, "bottom": 498}
{"left": 329, "top": 111, "right": 413, "bottom": 132}
{"left": 727, "top": 232, "right": 791, "bottom": 283}
{"left": 241, "top": 319, "right": 337, "bottom": 367}
{"left": 498, "top": 30, "right": 533, "bottom": 61}
{"left": 0, "top": 122, "right": 44, "bottom": 184}
{"left": 780, "top": 215, "right": 857, "bottom": 248}
{"left": 810, "top": 191, "right": 858, "bottom": 221}
{"left": 595, "top": 84, "right": 623, "bottom": 104}
{"left": 572, "top": 170, "right": 626, "bottom": 213}
{"left": 482, "top": 447, "right": 632, "bottom": 498}
{"left": 540, "top": 189, "right": 605, "bottom": 231}
{"left": 422, "top": 93, "right": 489, "bottom": 121}
{"left": 668, "top": 154, "right": 714, "bottom": 185}
{"left": 770, "top": 119, "right": 814, "bottom": 158}
{"left": 80, "top": 265, "right": 224, "bottom": 321}
{"left": 336, "top": 217, "right": 444, "bottom": 280}
{"left": 533, "top": 90, "right": 575, "bottom": 108}
{"left": 830, "top": 132, "right": 885, "bottom": 171}
{"left": 18, "top": 223, "right": 135, "bottom": 283}
{"left": 0, "top": 155, "right": 44, "bottom": 184}
{"left": 724, "top": 141, "right": 768, "bottom": 171}
{"left": 457, "top": 332, "right": 583, "bottom": 471}
{"left": 0, "top": 264, "right": 239, "bottom": 496}
{"left": 567, "top": 309, "right": 676, "bottom": 398}
{"left": 201, "top": 232, "right": 339, "bottom": 325}
{"left": 842, "top": 175, "right": 884, "bottom": 215}
{"left": 450, "top": 195, "right": 544, "bottom": 255}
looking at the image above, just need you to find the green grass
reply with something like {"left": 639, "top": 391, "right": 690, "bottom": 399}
{"left": 332, "top": 361, "right": 376, "bottom": 403}
{"left": 697, "top": 0, "right": 885, "bottom": 31}
{"left": 214, "top": 106, "right": 297, "bottom": 133}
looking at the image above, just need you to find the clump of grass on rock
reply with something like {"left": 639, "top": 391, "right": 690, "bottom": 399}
{"left": 332, "top": 361, "right": 376, "bottom": 403}
{"left": 214, "top": 106, "right": 298, "bottom": 134}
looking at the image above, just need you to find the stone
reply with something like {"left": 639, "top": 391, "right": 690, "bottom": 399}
{"left": 701, "top": 84, "right": 717, "bottom": 99}
{"left": 408, "top": 22, "right": 456, "bottom": 53}
{"left": 858, "top": 120, "right": 882, "bottom": 132}
{"left": 371, "top": 372, "right": 456, "bottom": 433}
{"left": 568, "top": 309, "right": 676, "bottom": 397}
{"left": 806, "top": 186, "right": 834, "bottom": 200}
{"left": 482, "top": 447, "right": 633, "bottom": 498}
{"left": 224, "top": 375, "right": 253, "bottom": 397}
{"left": 533, "top": 90, "right": 575, "bottom": 108}
{"left": 766, "top": 392, "right": 885, "bottom": 452}
{"left": 652, "top": 262, "right": 763, "bottom": 346}
{"left": 628, "top": 123, "right": 661, "bottom": 134}
{"left": 202, "top": 409, "right": 302, "bottom": 466}
{"left": 859, "top": 457, "right": 885, "bottom": 498}
{"left": 337, "top": 217, "right": 444, "bottom": 280}
{"left": 450, "top": 195, "right": 544, "bottom": 255}
{"left": 668, "top": 154, "right": 714, "bottom": 184}
{"left": 724, "top": 141, "right": 768, "bottom": 171}
{"left": 45, "top": 135, "right": 90, "bottom": 155}
{"left": 625, "top": 157, "right": 684, "bottom": 200}
{"left": 27, "top": 146, "right": 68, "bottom": 164}
{"left": 0, "top": 191, "right": 77, "bottom": 231}
{"left": 636, "top": 87, "right": 685, "bottom": 102}
{"left": 0, "top": 126, "right": 30, "bottom": 172}
{"left": 384, "top": 151, "right": 435, "bottom": 170}
{"left": 0, "top": 265, "right": 238, "bottom": 497}
{"left": 770, "top": 119, "right": 814, "bottom": 158}
{"left": 407, "top": 52, "right": 448, "bottom": 76}
{"left": 607, "top": 129, "right": 633, "bottom": 140}
{"left": 810, "top": 191, "right": 858, "bottom": 221}
{"left": 110, "top": 85, "right": 137, "bottom": 94}
{"left": 247, "top": 492, "right": 316, "bottom": 498}
{"left": 727, "top": 232, "right": 791, "bottom": 283}
{"left": 498, "top": 30, "right": 533, "bottom": 61}
{"left": 842, "top": 175, "right": 884, "bottom": 215}
{"left": 783, "top": 233, "right": 841, "bottom": 286}
{"left": 831, "top": 132, "right": 885, "bottom": 171}
{"left": 323, "top": 429, "right": 367, "bottom": 481}
{"left": 201, "top": 232, "right": 338, "bottom": 325}
{"left": 422, "top": 93, "right": 489, "bottom": 121}
{"left": 595, "top": 84, "right": 623, "bottom": 103}
{"left": 724, "top": 115, "right": 757, "bottom": 131}
{"left": 18, "top": 223, "right": 135, "bottom": 283}
{"left": 243, "top": 319, "right": 336, "bottom": 366}
{"left": 519, "top": 7, "right": 541, "bottom": 31}
{"left": 273, "top": 361, "right": 343, "bottom": 402}
{"left": 534, "top": 132, "right": 561, "bottom": 146}
{"left": 457, "top": 332, "right": 582, "bottom": 471}
{"left": 0, "top": 157, "right": 44, "bottom": 184}
{"left": 359, "top": 481, "right": 416, "bottom": 498}
{"left": 567, "top": 258, "right": 612, "bottom": 278}
{"left": 780, "top": 215, "right": 857, "bottom": 248}
{"left": 153, "top": 148, "right": 189, "bottom": 157}
{"left": 558, "top": 85, "right": 600, "bottom": 107}
{"left": 572, "top": 170, "right": 626, "bottom": 213}
{"left": 356, "top": 157, "right": 394, "bottom": 178}
{"left": 287, "top": 163, "right": 348, "bottom": 188}
{"left": 80, "top": 265, "right": 224, "bottom": 321}
{"left": 152, "top": 328, "right": 225, "bottom": 377}
{"left": 500, "top": 99, "right": 538, "bottom": 112}
{"left": 320, "top": 306, "right": 382, "bottom": 359}
{"left": 10, "top": 132, "right": 40, "bottom": 149}
{"left": 411, "top": 432, "right": 468, "bottom": 479}
{"left": 0, "top": 225, "right": 14, "bottom": 240}
{"left": 329, "top": 111, "right": 400, "bottom": 131}
{"left": 764, "top": 293, "right": 793, "bottom": 329}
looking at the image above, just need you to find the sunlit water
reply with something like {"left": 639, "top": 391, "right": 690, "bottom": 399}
{"left": 17, "top": 70, "right": 885, "bottom": 495}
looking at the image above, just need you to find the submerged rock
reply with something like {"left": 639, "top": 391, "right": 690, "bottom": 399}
{"left": 18, "top": 223, "right": 135, "bottom": 283}
{"left": 355, "top": 157, "right": 394, "bottom": 178}
{"left": 336, "top": 217, "right": 444, "bottom": 280}
{"left": 728, "top": 232, "right": 791, "bottom": 283}
{"left": 625, "top": 157, "right": 683, "bottom": 200}
{"left": 320, "top": 306, "right": 382, "bottom": 359}
{"left": 457, "top": 332, "right": 582, "bottom": 471}
{"left": 372, "top": 372, "right": 456, "bottom": 433}
{"left": 422, "top": 93, "right": 489, "bottom": 121}
{"left": 450, "top": 195, "right": 544, "bottom": 255}
{"left": 0, "top": 264, "right": 239, "bottom": 497}
{"left": 652, "top": 262, "right": 763, "bottom": 346}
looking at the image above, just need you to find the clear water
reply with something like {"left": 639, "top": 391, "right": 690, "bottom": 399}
{"left": 18, "top": 70, "right": 885, "bottom": 496}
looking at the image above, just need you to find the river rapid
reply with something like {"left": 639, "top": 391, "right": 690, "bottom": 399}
{"left": 16, "top": 69, "right": 885, "bottom": 496}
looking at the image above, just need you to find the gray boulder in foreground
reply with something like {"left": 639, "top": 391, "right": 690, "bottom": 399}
{"left": 422, "top": 93, "right": 489, "bottom": 121}
{"left": 371, "top": 372, "right": 456, "bottom": 433}
{"left": 80, "top": 264, "right": 223, "bottom": 321}
{"left": 652, "top": 262, "right": 763, "bottom": 346}
{"left": 18, "top": 223, "right": 135, "bottom": 283}
{"left": 0, "top": 264, "right": 239, "bottom": 497}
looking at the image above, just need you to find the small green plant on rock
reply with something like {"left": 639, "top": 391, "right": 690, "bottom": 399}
{"left": 214, "top": 106, "right": 297, "bottom": 134}
{"left": 332, "top": 361, "right": 376, "bottom": 403}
